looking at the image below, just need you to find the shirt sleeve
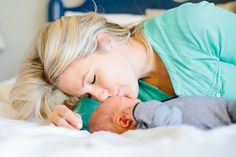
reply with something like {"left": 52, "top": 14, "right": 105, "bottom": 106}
{"left": 133, "top": 100, "right": 183, "bottom": 129}
{"left": 164, "top": 96, "right": 235, "bottom": 129}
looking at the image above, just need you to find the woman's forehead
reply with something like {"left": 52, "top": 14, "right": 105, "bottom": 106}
{"left": 64, "top": 54, "right": 96, "bottom": 76}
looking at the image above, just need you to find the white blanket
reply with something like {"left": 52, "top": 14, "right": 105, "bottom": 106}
{"left": 0, "top": 117, "right": 236, "bottom": 157}
{"left": 1, "top": 79, "right": 236, "bottom": 157}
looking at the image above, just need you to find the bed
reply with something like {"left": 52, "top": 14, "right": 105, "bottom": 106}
{"left": 1, "top": 0, "right": 236, "bottom": 156}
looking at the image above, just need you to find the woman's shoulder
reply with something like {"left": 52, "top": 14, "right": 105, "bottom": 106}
{"left": 143, "top": 1, "right": 223, "bottom": 38}
{"left": 175, "top": 1, "right": 218, "bottom": 22}
{"left": 145, "top": 1, "right": 216, "bottom": 25}
{"left": 176, "top": 1, "right": 215, "bottom": 14}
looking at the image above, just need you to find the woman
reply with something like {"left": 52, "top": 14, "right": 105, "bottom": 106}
{"left": 10, "top": 1, "right": 236, "bottom": 129}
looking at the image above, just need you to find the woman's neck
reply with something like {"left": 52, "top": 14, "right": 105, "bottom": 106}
{"left": 126, "top": 38, "right": 175, "bottom": 96}
{"left": 125, "top": 38, "right": 154, "bottom": 79}
{"left": 145, "top": 51, "right": 175, "bottom": 96}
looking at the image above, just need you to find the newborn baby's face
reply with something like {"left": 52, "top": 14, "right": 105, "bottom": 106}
{"left": 89, "top": 96, "right": 140, "bottom": 133}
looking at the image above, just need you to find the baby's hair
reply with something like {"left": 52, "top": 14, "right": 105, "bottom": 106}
{"left": 88, "top": 105, "right": 117, "bottom": 133}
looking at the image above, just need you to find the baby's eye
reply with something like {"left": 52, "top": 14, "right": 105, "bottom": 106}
{"left": 90, "top": 75, "right": 96, "bottom": 84}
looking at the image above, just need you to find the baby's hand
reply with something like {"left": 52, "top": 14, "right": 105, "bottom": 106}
{"left": 47, "top": 105, "right": 82, "bottom": 129}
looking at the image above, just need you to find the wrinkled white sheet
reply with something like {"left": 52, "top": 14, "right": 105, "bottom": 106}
{"left": 1, "top": 78, "right": 236, "bottom": 157}
{"left": 0, "top": 117, "right": 236, "bottom": 157}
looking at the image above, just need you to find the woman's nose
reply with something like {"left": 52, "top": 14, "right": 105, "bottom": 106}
{"left": 90, "top": 88, "right": 111, "bottom": 102}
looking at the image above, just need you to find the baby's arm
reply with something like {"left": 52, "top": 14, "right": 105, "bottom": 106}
{"left": 226, "top": 100, "right": 236, "bottom": 123}
{"left": 163, "top": 96, "right": 236, "bottom": 129}
{"left": 133, "top": 100, "right": 183, "bottom": 129}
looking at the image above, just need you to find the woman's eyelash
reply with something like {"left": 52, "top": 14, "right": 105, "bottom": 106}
{"left": 91, "top": 75, "right": 96, "bottom": 84}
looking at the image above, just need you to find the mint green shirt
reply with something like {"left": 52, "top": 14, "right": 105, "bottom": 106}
{"left": 143, "top": 1, "right": 236, "bottom": 99}
{"left": 75, "top": 1, "right": 236, "bottom": 130}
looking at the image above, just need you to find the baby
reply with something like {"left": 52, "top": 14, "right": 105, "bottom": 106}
{"left": 88, "top": 96, "right": 236, "bottom": 134}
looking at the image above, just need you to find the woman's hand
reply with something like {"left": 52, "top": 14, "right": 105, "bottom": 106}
{"left": 48, "top": 105, "right": 82, "bottom": 130}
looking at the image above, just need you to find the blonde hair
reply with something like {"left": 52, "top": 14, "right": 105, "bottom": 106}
{"left": 10, "top": 12, "right": 152, "bottom": 120}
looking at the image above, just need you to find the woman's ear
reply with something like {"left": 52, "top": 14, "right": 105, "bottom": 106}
{"left": 96, "top": 32, "right": 115, "bottom": 51}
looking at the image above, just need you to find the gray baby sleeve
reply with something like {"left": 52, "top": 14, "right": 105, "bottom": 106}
{"left": 133, "top": 100, "right": 183, "bottom": 129}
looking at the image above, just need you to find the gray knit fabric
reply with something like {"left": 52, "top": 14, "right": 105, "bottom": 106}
{"left": 134, "top": 96, "right": 236, "bottom": 130}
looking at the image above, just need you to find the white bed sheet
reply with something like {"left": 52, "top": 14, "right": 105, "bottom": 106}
{"left": 0, "top": 117, "right": 236, "bottom": 157}
{"left": 1, "top": 79, "right": 236, "bottom": 157}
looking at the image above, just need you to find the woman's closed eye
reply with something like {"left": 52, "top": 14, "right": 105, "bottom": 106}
{"left": 90, "top": 74, "right": 96, "bottom": 84}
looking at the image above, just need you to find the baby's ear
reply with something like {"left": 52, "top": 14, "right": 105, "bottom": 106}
{"left": 116, "top": 113, "right": 132, "bottom": 128}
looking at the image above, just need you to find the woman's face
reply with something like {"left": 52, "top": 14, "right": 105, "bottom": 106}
{"left": 58, "top": 50, "right": 139, "bottom": 102}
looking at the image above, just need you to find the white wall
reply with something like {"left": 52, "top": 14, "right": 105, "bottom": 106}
{"left": 0, "top": 0, "right": 48, "bottom": 81}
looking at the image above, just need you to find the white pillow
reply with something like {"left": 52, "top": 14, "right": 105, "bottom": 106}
{"left": 0, "top": 78, "right": 17, "bottom": 119}
{"left": 0, "top": 78, "right": 15, "bottom": 104}
{"left": 65, "top": 11, "right": 145, "bottom": 25}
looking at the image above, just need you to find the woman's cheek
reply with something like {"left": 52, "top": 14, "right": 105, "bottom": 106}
{"left": 127, "top": 83, "right": 139, "bottom": 98}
